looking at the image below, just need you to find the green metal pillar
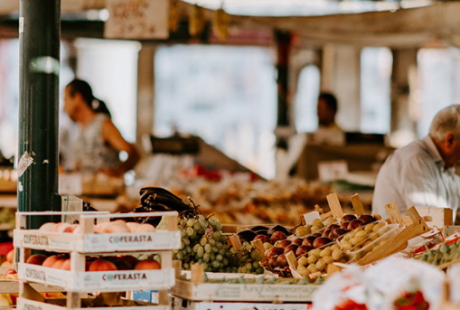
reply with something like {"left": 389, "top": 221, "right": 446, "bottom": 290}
{"left": 18, "top": 0, "right": 61, "bottom": 228}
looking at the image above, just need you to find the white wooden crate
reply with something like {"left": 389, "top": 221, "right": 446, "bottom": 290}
{"left": 17, "top": 297, "right": 171, "bottom": 310}
{"left": 171, "top": 279, "right": 318, "bottom": 302}
{"left": 172, "top": 296, "right": 309, "bottom": 310}
{"left": 14, "top": 211, "right": 180, "bottom": 253}
{"left": 18, "top": 263, "right": 175, "bottom": 293}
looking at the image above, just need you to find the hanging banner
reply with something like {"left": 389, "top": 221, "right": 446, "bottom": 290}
{"left": 105, "top": 0, "right": 169, "bottom": 39}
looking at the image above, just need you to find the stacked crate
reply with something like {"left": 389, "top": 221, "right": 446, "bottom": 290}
{"left": 13, "top": 211, "right": 180, "bottom": 310}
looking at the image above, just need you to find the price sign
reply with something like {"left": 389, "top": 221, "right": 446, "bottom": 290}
{"left": 318, "top": 160, "right": 348, "bottom": 182}
{"left": 105, "top": 0, "right": 169, "bottom": 39}
{"left": 59, "top": 173, "right": 83, "bottom": 196}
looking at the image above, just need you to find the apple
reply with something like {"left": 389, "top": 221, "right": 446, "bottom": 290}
{"left": 313, "top": 237, "right": 332, "bottom": 249}
{"left": 254, "top": 235, "right": 270, "bottom": 244}
{"left": 341, "top": 214, "right": 357, "bottom": 223}
{"left": 341, "top": 222, "right": 350, "bottom": 230}
{"left": 329, "top": 228, "right": 348, "bottom": 240}
{"left": 292, "top": 238, "right": 303, "bottom": 246}
{"left": 267, "top": 255, "right": 278, "bottom": 267}
{"left": 265, "top": 246, "right": 284, "bottom": 258}
{"left": 276, "top": 240, "right": 292, "bottom": 249}
{"left": 270, "top": 231, "right": 287, "bottom": 244}
{"left": 42, "top": 255, "right": 60, "bottom": 268}
{"left": 284, "top": 244, "right": 298, "bottom": 255}
{"left": 296, "top": 245, "right": 311, "bottom": 257}
{"left": 26, "top": 254, "right": 47, "bottom": 266}
{"left": 302, "top": 236, "right": 317, "bottom": 247}
{"left": 88, "top": 259, "right": 118, "bottom": 272}
{"left": 276, "top": 254, "right": 288, "bottom": 267}
{"left": 135, "top": 260, "right": 161, "bottom": 270}
{"left": 347, "top": 219, "right": 364, "bottom": 231}
{"left": 358, "top": 215, "right": 376, "bottom": 224}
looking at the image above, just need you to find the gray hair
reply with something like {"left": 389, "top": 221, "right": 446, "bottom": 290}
{"left": 429, "top": 104, "right": 460, "bottom": 141}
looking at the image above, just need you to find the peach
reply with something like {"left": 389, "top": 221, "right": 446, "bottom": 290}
{"left": 88, "top": 259, "right": 118, "bottom": 272}
{"left": 134, "top": 224, "right": 156, "bottom": 233}
{"left": 61, "top": 259, "right": 71, "bottom": 271}
{"left": 6, "top": 250, "right": 14, "bottom": 263}
{"left": 52, "top": 223, "right": 71, "bottom": 233}
{"left": 134, "top": 260, "right": 161, "bottom": 270}
{"left": 102, "top": 222, "right": 129, "bottom": 234}
{"left": 26, "top": 254, "right": 47, "bottom": 266}
{"left": 126, "top": 222, "right": 140, "bottom": 233}
{"left": 51, "top": 259, "right": 66, "bottom": 269}
{"left": 42, "top": 255, "right": 60, "bottom": 268}
{"left": 3, "top": 269, "right": 16, "bottom": 278}
{"left": 39, "top": 222, "right": 57, "bottom": 232}
{"left": 1, "top": 261, "right": 12, "bottom": 268}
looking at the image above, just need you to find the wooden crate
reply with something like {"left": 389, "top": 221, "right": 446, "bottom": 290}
{"left": 14, "top": 211, "right": 180, "bottom": 253}
{"left": 172, "top": 296, "right": 310, "bottom": 310}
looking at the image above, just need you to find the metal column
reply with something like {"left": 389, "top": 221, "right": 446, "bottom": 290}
{"left": 18, "top": 0, "right": 61, "bottom": 228}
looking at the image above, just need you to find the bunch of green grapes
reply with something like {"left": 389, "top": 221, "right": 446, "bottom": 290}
{"left": 173, "top": 215, "right": 264, "bottom": 274}
{"left": 173, "top": 215, "right": 234, "bottom": 272}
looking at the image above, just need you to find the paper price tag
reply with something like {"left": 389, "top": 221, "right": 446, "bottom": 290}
{"left": 303, "top": 211, "right": 321, "bottom": 225}
{"left": 59, "top": 174, "right": 83, "bottom": 195}
{"left": 318, "top": 160, "right": 348, "bottom": 182}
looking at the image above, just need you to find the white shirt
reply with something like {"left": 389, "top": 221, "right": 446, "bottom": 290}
{"left": 372, "top": 136, "right": 460, "bottom": 218}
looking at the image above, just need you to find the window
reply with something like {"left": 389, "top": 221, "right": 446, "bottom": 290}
{"left": 154, "top": 45, "right": 277, "bottom": 179}
{"left": 294, "top": 65, "right": 321, "bottom": 133}
{"left": 417, "top": 48, "right": 459, "bottom": 138}
{"left": 360, "top": 47, "right": 392, "bottom": 134}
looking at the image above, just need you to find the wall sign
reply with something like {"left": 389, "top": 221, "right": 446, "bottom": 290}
{"left": 105, "top": 0, "right": 169, "bottom": 39}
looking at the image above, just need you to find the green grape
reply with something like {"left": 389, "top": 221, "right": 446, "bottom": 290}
{"left": 180, "top": 230, "right": 186, "bottom": 238}
{"left": 179, "top": 219, "right": 186, "bottom": 226}
{"left": 183, "top": 238, "right": 190, "bottom": 246}
{"left": 185, "top": 246, "right": 192, "bottom": 254}
{"left": 218, "top": 248, "right": 226, "bottom": 255}
{"left": 220, "top": 235, "right": 228, "bottom": 243}
{"left": 210, "top": 253, "right": 216, "bottom": 261}
{"left": 216, "top": 242, "right": 223, "bottom": 249}
{"left": 173, "top": 249, "right": 179, "bottom": 254}
{"left": 230, "top": 247, "right": 237, "bottom": 254}
{"left": 204, "top": 244, "right": 212, "bottom": 253}
{"left": 256, "top": 267, "right": 264, "bottom": 274}
{"left": 183, "top": 263, "right": 190, "bottom": 270}
{"left": 211, "top": 261, "right": 220, "bottom": 269}
{"left": 212, "top": 232, "right": 221, "bottom": 241}
{"left": 198, "top": 216, "right": 207, "bottom": 228}
{"left": 187, "top": 219, "right": 195, "bottom": 227}
{"left": 240, "top": 267, "right": 247, "bottom": 273}
{"left": 180, "top": 242, "right": 185, "bottom": 250}
{"left": 253, "top": 262, "right": 260, "bottom": 269}
{"left": 193, "top": 244, "right": 200, "bottom": 253}
{"left": 245, "top": 262, "right": 252, "bottom": 270}
{"left": 203, "top": 253, "right": 210, "bottom": 262}
{"left": 216, "top": 254, "right": 223, "bottom": 261}
{"left": 186, "top": 227, "right": 194, "bottom": 237}
{"left": 209, "top": 239, "right": 216, "bottom": 246}
{"left": 176, "top": 252, "right": 184, "bottom": 260}
{"left": 197, "top": 228, "right": 205, "bottom": 235}
{"left": 198, "top": 259, "right": 203, "bottom": 264}
{"left": 200, "top": 238, "right": 208, "bottom": 246}
{"left": 202, "top": 262, "right": 208, "bottom": 270}
{"left": 223, "top": 258, "right": 229, "bottom": 266}
{"left": 193, "top": 221, "right": 201, "bottom": 231}
{"left": 212, "top": 247, "right": 219, "bottom": 253}
{"left": 208, "top": 218, "right": 218, "bottom": 226}
{"left": 251, "top": 251, "right": 262, "bottom": 261}
{"left": 197, "top": 246, "right": 204, "bottom": 258}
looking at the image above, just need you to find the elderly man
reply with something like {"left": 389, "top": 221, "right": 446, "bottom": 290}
{"left": 373, "top": 105, "right": 460, "bottom": 218}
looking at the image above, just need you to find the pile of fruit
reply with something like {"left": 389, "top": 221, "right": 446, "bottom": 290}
{"left": 169, "top": 207, "right": 264, "bottom": 274}
{"left": 39, "top": 220, "right": 156, "bottom": 234}
{"left": 23, "top": 253, "right": 160, "bottom": 271}
{"left": 297, "top": 243, "right": 349, "bottom": 278}
{"left": 414, "top": 237, "right": 460, "bottom": 267}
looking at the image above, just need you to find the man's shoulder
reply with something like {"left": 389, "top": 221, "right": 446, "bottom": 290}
{"left": 391, "top": 139, "right": 432, "bottom": 163}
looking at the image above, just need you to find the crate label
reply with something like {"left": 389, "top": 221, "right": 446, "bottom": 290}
{"left": 82, "top": 231, "right": 181, "bottom": 252}
{"left": 23, "top": 234, "right": 49, "bottom": 246}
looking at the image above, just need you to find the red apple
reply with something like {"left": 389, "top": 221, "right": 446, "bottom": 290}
{"left": 270, "top": 231, "right": 287, "bottom": 243}
{"left": 347, "top": 219, "right": 364, "bottom": 231}
{"left": 254, "top": 235, "right": 270, "bottom": 244}
{"left": 313, "top": 237, "right": 332, "bottom": 249}
{"left": 358, "top": 215, "right": 376, "bottom": 224}
{"left": 276, "top": 254, "right": 288, "bottom": 267}
{"left": 265, "top": 246, "right": 284, "bottom": 258}
{"left": 88, "top": 259, "right": 118, "bottom": 272}
{"left": 341, "top": 214, "right": 357, "bottom": 223}
{"left": 268, "top": 255, "right": 278, "bottom": 267}
{"left": 302, "top": 236, "right": 317, "bottom": 247}
{"left": 296, "top": 245, "right": 311, "bottom": 257}
{"left": 284, "top": 244, "right": 298, "bottom": 255}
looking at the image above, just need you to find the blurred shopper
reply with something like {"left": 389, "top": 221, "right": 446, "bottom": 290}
{"left": 373, "top": 105, "right": 460, "bottom": 218}
{"left": 63, "top": 79, "right": 139, "bottom": 176}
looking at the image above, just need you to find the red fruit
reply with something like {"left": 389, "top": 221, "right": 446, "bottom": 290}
{"left": 347, "top": 219, "right": 364, "bottom": 231}
{"left": 284, "top": 244, "right": 298, "bottom": 255}
{"left": 329, "top": 228, "right": 348, "bottom": 240}
{"left": 266, "top": 246, "right": 284, "bottom": 258}
{"left": 26, "top": 254, "right": 47, "bottom": 266}
{"left": 51, "top": 259, "right": 66, "bottom": 269}
{"left": 358, "top": 215, "right": 376, "bottom": 224}
{"left": 3, "top": 269, "right": 16, "bottom": 278}
{"left": 341, "top": 222, "right": 350, "bottom": 230}
{"left": 276, "top": 254, "right": 288, "bottom": 267}
{"left": 42, "top": 255, "right": 60, "bottom": 268}
{"left": 302, "top": 236, "right": 317, "bottom": 247}
{"left": 61, "top": 259, "right": 71, "bottom": 271}
{"left": 292, "top": 238, "right": 303, "bottom": 246}
{"left": 313, "top": 237, "right": 332, "bottom": 249}
{"left": 296, "top": 245, "right": 311, "bottom": 257}
{"left": 341, "top": 214, "right": 357, "bottom": 223}
{"left": 267, "top": 255, "right": 278, "bottom": 268}
{"left": 276, "top": 240, "right": 292, "bottom": 249}
{"left": 270, "top": 231, "right": 287, "bottom": 243}
{"left": 88, "top": 259, "right": 118, "bottom": 272}
{"left": 134, "top": 260, "right": 161, "bottom": 270}
{"left": 117, "top": 255, "right": 138, "bottom": 269}
{"left": 254, "top": 235, "right": 270, "bottom": 244}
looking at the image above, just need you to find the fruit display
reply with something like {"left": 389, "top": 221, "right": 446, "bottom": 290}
{"left": 414, "top": 237, "right": 460, "bottom": 267}
{"left": 339, "top": 221, "right": 387, "bottom": 251}
{"left": 296, "top": 243, "right": 350, "bottom": 278}
{"left": 183, "top": 274, "right": 319, "bottom": 285}
{"left": 168, "top": 203, "right": 263, "bottom": 274}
